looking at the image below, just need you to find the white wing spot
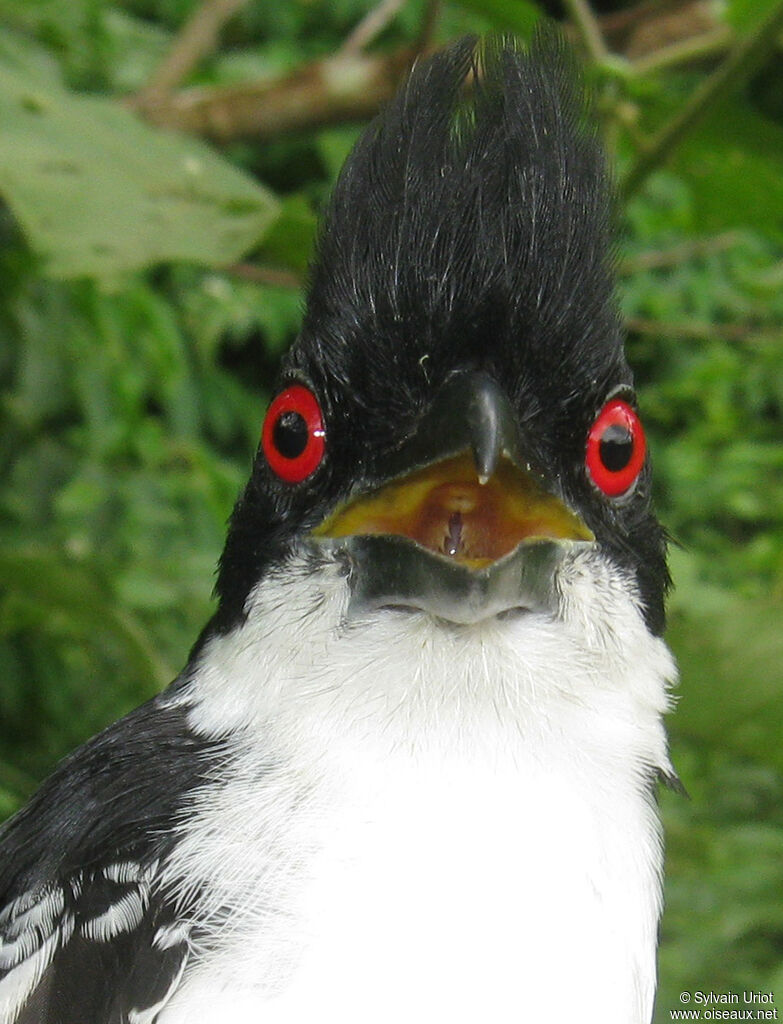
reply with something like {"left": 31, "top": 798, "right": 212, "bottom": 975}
{"left": 0, "top": 888, "right": 62, "bottom": 942}
{"left": 0, "top": 886, "right": 63, "bottom": 934}
{"left": 104, "top": 861, "right": 142, "bottom": 885}
{"left": 0, "top": 930, "right": 41, "bottom": 972}
{"left": 0, "top": 886, "right": 66, "bottom": 970}
{"left": 80, "top": 888, "right": 147, "bottom": 942}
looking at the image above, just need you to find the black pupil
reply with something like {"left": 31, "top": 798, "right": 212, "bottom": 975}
{"left": 599, "top": 423, "right": 633, "bottom": 472}
{"left": 273, "top": 410, "right": 309, "bottom": 459}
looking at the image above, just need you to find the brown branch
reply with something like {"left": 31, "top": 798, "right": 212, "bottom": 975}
{"left": 618, "top": 232, "right": 743, "bottom": 275}
{"left": 223, "top": 263, "right": 303, "bottom": 289}
{"left": 131, "top": 46, "right": 414, "bottom": 143}
{"left": 599, "top": 0, "right": 683, "bottom": 43}
{"left": 615, "top": 0, "right": 719, "bottom": 59}
{"left": 136, "top": 0, "right": 249, "bottom": 105}
{"left": 631, "top": 24, "right": 733, "bottom": 76}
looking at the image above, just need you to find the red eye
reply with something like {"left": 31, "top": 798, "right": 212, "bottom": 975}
{"left": 586, "top": 399, "right": 646, "bottom": 497}
{"left": 262, "top": 385, "right": 325, "bottom": 483}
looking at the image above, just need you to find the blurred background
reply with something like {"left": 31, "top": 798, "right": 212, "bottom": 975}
{"left": 0, "top": 0, "right": 781, "bottom": 1017}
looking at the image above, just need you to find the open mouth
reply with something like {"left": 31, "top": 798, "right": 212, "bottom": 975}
{"left": 308, "top": 370, "right": 595, "bottom": 624}
{"left": 313, "top": 451, "right": 593, "bottom": 567}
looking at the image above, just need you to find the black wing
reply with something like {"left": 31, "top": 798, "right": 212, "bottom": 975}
{"left": 0, "top": 858, "right": 189, "bottom": 1024}
{"left": 0, "top": 690, "right": 224, "bottom": 1024}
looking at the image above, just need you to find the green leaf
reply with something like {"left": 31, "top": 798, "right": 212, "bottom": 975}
{"left": 0, "top": 24, "right": 64, "bottom": 84}
{"left": 673, "top": 100, "right": 783, "bottom": 243}
{"left": 0, "top": 55, "right": 281, "bottom": 277}
{"left": 454, "top": 0, "right": 541, "bottom": 37}
{"left": 724, "top": 0, "right": 783, "bottom": 31}
{"left": 257, "top": 193, "right": 317, "bottom": 272}
{"left": 317, "top": 126, "right": 362, "bottom": 183}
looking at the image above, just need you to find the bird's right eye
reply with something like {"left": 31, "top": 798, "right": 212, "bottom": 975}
{"left": 585, "top": 398, "right": 646, "bottom": 497}
{"left": 262, "top": 385, "right": 326, "bottom": 483}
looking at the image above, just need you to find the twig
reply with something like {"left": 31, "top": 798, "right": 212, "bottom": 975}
{"left": 131, "top": 46, "right": 414, "bottom": 143}
{"left": 562, "top": 0, "right": 611, "bottom": 64}
{"left": 598, "top": 0, "right": 681, "bottom": 42}
{"left": 340, "top": 0, "right": 406, "bottom": 56}
{"left": 136, "top": 0, "right": 249, "bottom": 105}
{"left": 224, "top": 263, "right": 303, "bottom": 289}
{"left": 618, "top": 231, "right": 742, "bottom": 274}
{"left": 622, "top": 0, "right": 783, "bottom": 198}
{"left": 632, "top": 24, "right": 733, "bottom": 76}
{"left": 617, "top": 0, "right": 721, "bottom": 60}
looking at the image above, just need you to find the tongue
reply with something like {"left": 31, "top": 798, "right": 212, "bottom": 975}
{"left": 404, "top": 480, "right": 538, "bottom": 565}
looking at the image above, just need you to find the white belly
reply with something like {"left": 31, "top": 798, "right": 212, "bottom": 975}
{"left": 159, "top": 744, "right": 660, "bottom": 1024}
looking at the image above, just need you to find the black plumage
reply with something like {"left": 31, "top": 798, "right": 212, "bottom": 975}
{"left": 0, "top": 696, "right": 223, "bottom": 1023}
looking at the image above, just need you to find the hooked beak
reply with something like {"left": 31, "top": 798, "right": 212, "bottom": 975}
{"left": 309, "top": 371, "right": 594, "bottom": 623}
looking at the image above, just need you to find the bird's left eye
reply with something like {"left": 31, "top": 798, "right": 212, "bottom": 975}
{"left": 262, "top": 384, "right": 326, "bottom": 483}
{"left": 586, "top": 399, "right": 646, "bottom": 497}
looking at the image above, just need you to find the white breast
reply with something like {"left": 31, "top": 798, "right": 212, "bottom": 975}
{"left": 157, "top": 550, "right": 675, "bottom": 1024}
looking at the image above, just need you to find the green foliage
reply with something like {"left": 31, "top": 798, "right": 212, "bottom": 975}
{"left": 726, "top": 0, "right": 783, "bottom": 31}
{"left": 676, "top": 101, "right": 783, "bottom": 243}
{"left": 0, "top": 0, "right": 781, "bottom": 1015}
{"left": 454, "top": 0, "right": 540, "bottom": 37}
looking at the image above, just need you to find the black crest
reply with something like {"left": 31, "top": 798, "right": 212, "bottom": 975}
{"left": 297, "top": 31, "right": 623, "bottom": 417}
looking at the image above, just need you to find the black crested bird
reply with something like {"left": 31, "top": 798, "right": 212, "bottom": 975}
{"left": 0, "top": 33, "right": 677, "bottom": 1024}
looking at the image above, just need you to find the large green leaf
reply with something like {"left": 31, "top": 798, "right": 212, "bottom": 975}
{"left": 672, "top": 100, "right": 783, "bottom": 243}
{"left": 0, "top": 55, "right": 280, "bottom": 277}
{"left": 257, "top": 193, "right": 317, "bottom": 273}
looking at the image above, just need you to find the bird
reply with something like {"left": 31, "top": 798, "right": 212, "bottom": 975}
{"left": 0, "top": 31, "right": 677, "bottom": 1024}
